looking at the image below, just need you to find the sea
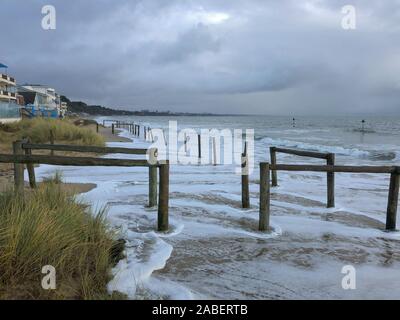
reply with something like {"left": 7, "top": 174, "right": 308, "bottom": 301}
{"left": 33, "top": 115, "right": 400, "bottom": 299}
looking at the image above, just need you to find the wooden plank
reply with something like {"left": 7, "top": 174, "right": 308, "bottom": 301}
{"left": 327, "top": 153, "right": 335, "bottom": 208}
{"left": 274, "top": 147, "right": 329, "bottom": 159}
{"left": 259, "top": 162, "right": 270, "bottom": 231}
{"left": 0, "top": 154, "right": 153, "bottom": 167}
{"left": 158, "top": 162, "right": 169, "bottom": 231}
{"left": 22, "top": 143, "right": 148, "bottom": 155}
{"left": 386, "top": 170, "right": 400, "bottom": 231}
{"left": 272, "top": 164, "right": 394, "bottom": 174}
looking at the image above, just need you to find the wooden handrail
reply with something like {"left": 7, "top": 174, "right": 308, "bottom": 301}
{"left": 22, "top": 143, "right": 148, "bottom": 155}
{"left": 270, "top": 146, "right": 336, "bottom": 207}
{"left": 0, "top": 154, "right": 154, "bottom": 167}
{"left": 271, "top": 147, "right": 330, "bottom": 159}
{"left": 271, "top": 164, "right": 397, "bottom": 174}
{"left": 259, "top": 162, "right": 400, "bottom": 232}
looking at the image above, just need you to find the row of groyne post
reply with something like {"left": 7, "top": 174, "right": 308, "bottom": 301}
{"left": 11, "top": 120, "right": 396, "bottom": 236}
{"left": 100, "top": 119, "right": 399, "bottom": 233}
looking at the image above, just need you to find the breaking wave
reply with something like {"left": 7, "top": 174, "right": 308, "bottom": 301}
{"left": 260, "top": 137, "right": 400, "bottom": 161}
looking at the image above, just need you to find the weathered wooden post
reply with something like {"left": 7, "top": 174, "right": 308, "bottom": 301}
{"left": 212, "top": 137, "right": 217, "bottom": 166}
{"left": 158, "top": 161, "right": 169, "bottom": 232}
{"left": 241, "top": 142, "right": 250, "bottom": 209}
{"left": 13, "top": 140, "right": 24, "bottom": 193}
{"left": 96, "top": 122, "right": 99, "bottom": 133}
{"left": 24, "top": 138, "right": 36, "bottom": 188}
{"left": 50, "top": 129, "right": 55, "bottom": 156}
{"left": 197, "top": 134, "right": 201, "bottom": 160}
{"left": 270, "top": 147, "right": 278, "bottom": 187}
{"left": 144, "top": 126, "right": 147, "bottom": 141}
{"left": 184, "top": 133, "right": 188, "bottom": 153}
{"left": 259, "top": 162, "right": 270, "bottom": 231}
{"left": 386, "top": 166, "right": 400, "bottom": 231}
{"left": 150, "top": 128, "right": 154, "bottom": 142}
{"left": 112, "top": 123, "right": 115, "bottom": 135}
{"left": 148, "top": 148, "right": 158, "bottom": 207}
{"left": 327, "top": 153, "right": 335, "bottom": 208}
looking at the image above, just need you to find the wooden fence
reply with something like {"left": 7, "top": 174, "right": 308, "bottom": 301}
{"left": 7, "top": 140, "right": 170, "bottom": 232}
{"left": 259, "top": 162, "right": 400, "bottom": 232}
{"left": 270, "top": 147, "right": 335, "bottom": 208}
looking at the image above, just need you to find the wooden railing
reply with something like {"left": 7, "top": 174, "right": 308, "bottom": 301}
{"left": 5, "top": 140, "right": 169, "bottom": 232}
{"left": 270, "top": 147, "right": 335, "bottom": 208}
{"left": 259, "top": 162, "right": 400, "bottom": 232}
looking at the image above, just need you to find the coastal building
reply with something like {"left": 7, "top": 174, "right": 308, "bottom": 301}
{"left": 19, "top": 84, "right": 63, "bottom": 118}
{"left": 0, "top": 63, "right": 21, "bottom": 123}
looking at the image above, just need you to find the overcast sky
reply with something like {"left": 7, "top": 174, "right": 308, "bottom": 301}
{"left": 1, "top": 0, "right": 399, "bottom": 115}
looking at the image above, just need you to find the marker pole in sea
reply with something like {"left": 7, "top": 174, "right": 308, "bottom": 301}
{"left": 292, "top": 118, "right": 296, "bottom": 128}
{"left": 361, "top": 119, "right": 366, "bottom": 133}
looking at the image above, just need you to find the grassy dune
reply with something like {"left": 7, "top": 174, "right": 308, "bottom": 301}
{"left": 0, "top": 118, "right": 105, "bottom": 150}
{"left": 0, "top": 177, "right": 123, "bottom": 299}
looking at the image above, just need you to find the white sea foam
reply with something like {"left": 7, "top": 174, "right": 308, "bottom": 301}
{"left": 30, "top": 120, "right": 400, "bottom": 299}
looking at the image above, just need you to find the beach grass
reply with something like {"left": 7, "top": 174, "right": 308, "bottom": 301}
{"left": 0, "top": 175, "right": 123, "bottom": 300}
{"left": 0, "top": 118, "right": 105, "bottom": 148}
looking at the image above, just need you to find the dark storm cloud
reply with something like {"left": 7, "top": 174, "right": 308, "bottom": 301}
{"left": 0, "top": 0, "right": 399, "bottom": 114}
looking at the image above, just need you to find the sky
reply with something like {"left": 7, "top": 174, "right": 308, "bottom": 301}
{"left": 1, "top": 0, "right": 399, "bottom": 115}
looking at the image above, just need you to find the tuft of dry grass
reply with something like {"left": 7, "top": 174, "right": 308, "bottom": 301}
{"left": 0, "top": 175, "right": 124, "bottom": 300}
{"left": 0, "top": 118, "right": 105, "bottom": 147}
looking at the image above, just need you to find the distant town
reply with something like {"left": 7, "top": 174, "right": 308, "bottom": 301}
{"left": 0, "top": 63, "right": 232, "bottom": 124}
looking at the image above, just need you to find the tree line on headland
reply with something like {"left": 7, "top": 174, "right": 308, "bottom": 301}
{"left": 61, "top": 95, "right": 227, "bottom": 117}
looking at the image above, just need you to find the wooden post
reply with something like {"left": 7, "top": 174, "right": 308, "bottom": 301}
{"left": 13, "top": 140, "right": 24, "bottom": 193}
{"left": 198, "top": 134, "right": 201, "bottom": 159}
{"left": 327, "top": 153, "right": 335, "bottom": 208}
{"left": 24, "top": 139, "right": 36, "bottom": 188}
{"left": 96, "top": 122, "right": 99, "bottom": 133}
{"left": 148, "top": 148, "right": 158, "bottom": 207}
{"left": 112, "top": 123, "right": 115, "bottom": 135}
{"left": 386, "top": 167, "right": 400, "bottom": 231}
{"left": 150, "top": 128, "right": 154, "bottom": 142}
{"left": 270, "top": 147, "right": 278, "bottom": 187}
{"left": 50, "top": 129, "right": 55, "bottom": 156}
{"left": 149, "top": 166, "right": 158, "bottom": 207}
{"left": 184, "top": 133, "right": 188, "bottom": 153}
{"left": 259, "top": 162, "right": 270, "bottom": 231}
{"left": 144, "top": 126, "right": 147, "bottom": 141}
{"left": 158, "top": 162, "right": 169, "bottom": 232}
{"left": 212, "top": 137, "right": 217, "bottom": 166}
{"left": 241, "top": 147, "right": 250, "bottom": 209}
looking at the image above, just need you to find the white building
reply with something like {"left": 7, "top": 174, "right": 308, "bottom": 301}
{"left": 19, "top": 84, "right": 64, "bottom": 118}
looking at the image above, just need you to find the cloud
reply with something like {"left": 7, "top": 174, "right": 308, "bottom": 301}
{"left": 0, "top": 0, "right": 399, "bottom": 114}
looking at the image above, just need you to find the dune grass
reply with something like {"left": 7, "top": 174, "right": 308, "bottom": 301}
{"left": 0, "top": 118, "right": 105, "bottom": 149}
{"left": 0, "top": 177, "right": 123, "bottom": 300}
